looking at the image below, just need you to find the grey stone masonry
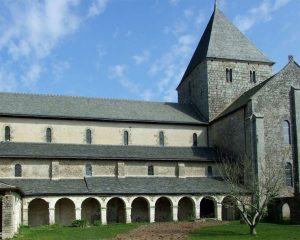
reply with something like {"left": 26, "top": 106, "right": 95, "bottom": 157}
{"left": 2, "top": 194, "right": 14, "bottom": 239}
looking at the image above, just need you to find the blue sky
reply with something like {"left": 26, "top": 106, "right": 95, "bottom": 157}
{"left": 0, "top": 0, "right": 299, "bottom": 102}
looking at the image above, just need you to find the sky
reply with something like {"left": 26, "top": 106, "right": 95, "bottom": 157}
{"left": 0, "top": 0, "right": 299, "bottom": 103}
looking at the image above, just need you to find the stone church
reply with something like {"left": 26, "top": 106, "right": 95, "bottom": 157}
{"left": 0, "top": 4, "right": 299, "bottom": 239}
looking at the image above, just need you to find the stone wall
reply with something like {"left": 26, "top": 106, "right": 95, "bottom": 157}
{"left": 0, "top": 158, "right": 220, "bottom": 179}
{"left": 206, "top": 60, "right": 272, "bottom": 121}
{"left": 0, "top": 117, "right": 207, "bottom": 147}
{"left": 209, "top": 108, "right": 246, "bottom": 156}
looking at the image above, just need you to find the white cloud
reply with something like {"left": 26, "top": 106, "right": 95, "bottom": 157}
{"left": 87, "top": 0, "right": 110, "bottom": 18}
{"left": 21, "top": 64, "right": 42, "bottom": 86}
{"left": 109, "top": 65, "right": 127, "bottom": 79}
{"left": 52, "top": 61, "right": 70, "bottom": 80}
{"left": 235, "top": 0, "right": 291, "bottom": 32}
{"left": 133, "top": 50, "right": 151, "bottom": 65}
{"left": 169, "top": 0, "right": 180, "bottom": 6}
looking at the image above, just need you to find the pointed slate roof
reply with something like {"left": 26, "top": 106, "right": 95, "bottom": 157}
{"left": 178, "top": 6, "right": 273, "bottom": 88}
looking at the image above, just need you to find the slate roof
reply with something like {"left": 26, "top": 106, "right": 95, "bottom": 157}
{"left": 0, "top": 92, "right": 206, "bottom": 125}
{"left": 178, "top": 6, "right": 272, "bottom": 88}
{"left": 0, "top": 177, "right": 234, "bottom": 196}
{"left": 0, "top": 142, "right": 216, "bottom": 161}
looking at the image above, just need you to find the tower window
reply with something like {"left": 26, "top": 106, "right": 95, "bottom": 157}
{"left": 193, "top": 133, "right": 197, "bottom": 147}
{"left": 283, "top": 120, "right": 291, "bottom": 144}
{"left": 226, "top": 68, "right": 233, "bottom": 82}
{"left": 86, "top": 129, "right": 92, "bottom": 144}
{"left": 250, "top": 71, "right": 256, "bottom": 83}
{"left": 5, "top": 126, "right": 11, "bottom": 142}
{"left": 85, "top": 163, "right": 92, "bottom": 177}
{"left": 207, "top": 166, "right": 213, "bottom": 177}
{"left": 124, "top": 130, "right": 129, "bottom": 145}
{"left": 46, "top": 128, "right": 52, "bottom": 143}
{"left": 159, "top": 131, "right": 164, "bottom": 146}
{"left": 148, "top": 165, "right": 154, "bottom": 176}
{"left": 15, "top": 164, "right": 22, "bottom": 177}
{"left": 285, "top": 163, "right": 293, "bottom": 187}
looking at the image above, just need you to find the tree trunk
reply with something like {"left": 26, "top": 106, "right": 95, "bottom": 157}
{"left": 250, "top": 225, "right": 257, "bottom": 235}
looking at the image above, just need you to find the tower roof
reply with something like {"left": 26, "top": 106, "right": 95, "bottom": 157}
{"left": 178, "top": 6, "right": 273, "bottom": 88}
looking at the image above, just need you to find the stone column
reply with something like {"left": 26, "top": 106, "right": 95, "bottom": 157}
{"left": 172, "top": 205, "right": 178, "bottom": 221}
{"left": 125, "top": 207, "right": 132, "bottom": 224}
{"left": 216, "top": 203, "right": 222, "bottom": 221}
{"left": 149, "top": 206, "right": 155, "bottom": 223}
{"left": 22, "top": 208, "right": 28, "bottom": 226}
{"left": 195, "top": 205, "right": 200, "bottom": 220}
{"left": 75, "top": 207, "right": 81, "bottom": 220}
{"left": 101, "top": 207, "right": 107, "bottom": 225}
{"left": 2, "top": 195, "right": 15, "bottom": 239}
{"left": 49, "top": 208, "right": 55, "bottom": 225}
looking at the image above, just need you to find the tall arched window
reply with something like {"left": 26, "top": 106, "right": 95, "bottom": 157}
{"left": 285, "top": 163, "right": 293, "bottom": 187}
{"left": 193, "top": 133, "right": 197, "bottom": 147}
{"left": 5, "top": 126, "right": 11, "bottom": 142}
{"left": 159, "top": 131, "right": 164, "bottom": 146}
{"left": 226, "top": 68, "right": 233, "bottom": 82}
{"left": 253, "top": 71, "right": 256, "bottom": 83}
{"left": 46, "top": 128, "right": 52, "bottom": 143}
{"left": 85, "top": 163, "right": 92, "bottom": 177}
{"left": 207, "top": 166, "right": 213, "bottom": 177}
{"left": 148, "top": 165, "right": 154, "bottom": 176}
{"left": 86, "top": 129, "right": 92, "bottom": 144}
{"left": 124, "top": 130, "right": 129, "bottom": 145}
{"left": 15, "top": 164, "right": 22, "bottom": 177}
{"left": 283, "top": 120, "right": 291, "bottom": 144}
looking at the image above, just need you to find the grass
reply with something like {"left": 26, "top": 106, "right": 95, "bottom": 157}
{"left": 189, "top": 221, "right": 300, "bottom": 240}
{"left": 13, "top": 223, "right": 141, "bottom": 240}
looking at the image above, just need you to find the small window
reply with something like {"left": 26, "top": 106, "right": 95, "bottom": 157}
{"left": 124, "top": 130, "right": 129, "bottom": 145}
{"left": 283, "top": 121, "right": 291, "bottom": 144}
{"left": 226, "top": 68, "right": 233, "bottom": 82}
{"left": 193, "top": 133, "right": 197, "bottom": 147}
{"left": 15, "top": 164, "right": 22, "bottom": 177}
{"left": 5, "top": 126, "right": 10, "bottom": 142}
{"left": 207, "top": 166, "right": 213, "bottom": 177}
{"left": 159, "top": 131, "right": 164, "bottom": 146}
{"left": 86, "top": 129, "right": 92, "bottom": 144}
{"left": 85, "top": 163, "right": 92, "bottom": 177}
{"left": 148, "top": 165, "right": 154, "bottom": 176}
{"left": 285, "top": 163, "right": 293, "bottom": 187}
{"left": 46, "top": 128, "right": 52, "bottom": 143}
{"left": 250, "top": 71, "right": 257, "bottom": 83}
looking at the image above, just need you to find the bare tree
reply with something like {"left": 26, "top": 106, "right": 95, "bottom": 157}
{"left": 218, "top": 150, "right": 285, "bottom": 235}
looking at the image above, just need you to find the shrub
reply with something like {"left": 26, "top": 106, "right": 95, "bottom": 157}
{"left": 93, "top": 220, "right": 101, "bottom": 226}
{"left": 71, "top": 220, "right": 87, "bottom": 228}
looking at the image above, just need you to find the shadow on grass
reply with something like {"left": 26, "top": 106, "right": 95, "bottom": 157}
{"left": 190, "top": 229, "right": 248, "bottom": 237}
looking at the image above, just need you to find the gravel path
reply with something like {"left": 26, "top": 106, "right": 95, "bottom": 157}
{"left": 113, "top": 220, "right": 225, "bottom": 240}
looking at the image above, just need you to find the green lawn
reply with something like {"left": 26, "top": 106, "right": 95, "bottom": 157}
{"left": 13, "top": 223, "right": 141, "bottom": 240}
{"left": 189, "top": 221, "right": 300, "bottom": 240}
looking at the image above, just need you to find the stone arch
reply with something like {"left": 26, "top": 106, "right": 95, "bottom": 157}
{"left": 155, "top": 197, "right": 172, "bottom": 222}
{"left": 282, "top": 203, "right": 291, "bottom": 222}
{"left": 107, "top": 197, "right": 126, "bottom": 224}
{"left": 200, "top": 196, "right": 216, "bottom": 218}
{"left": 55, "top": 198, "right": 75, "bottom": 225}
{"left": 222, "top": 196, "right": 239, "bottom": 221}
{"left": 131, "top": 197, "right": 150, "bottom": 222}
{"left": 81, "top": 198, "right": 101, "bottom": 224}
{"left": 178, "top": 197, "right": 195, "bottom": 221}
{"left": 28, "top": 198, "right": 49, "bottom": 226}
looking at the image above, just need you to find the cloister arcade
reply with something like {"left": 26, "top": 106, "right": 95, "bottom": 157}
{"left": 23, "top": 195, "right": 239, "bottom": 226}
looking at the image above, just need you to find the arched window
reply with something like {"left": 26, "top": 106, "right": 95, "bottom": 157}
{"left": 124, "top": 130, "right": 129, "bottom": 145}
{"left": 207, "top": 166, "right": 213, "bottom": 177}
{"left": 46, "top": 128, "right": 52, "bottom": 143}
{"left": 226, "top": 68, "right": 233, "bottom": 82}
{"left": 285, "top": 163, "right": 293, "bottom": 187}
{"left": 193, "top": 133, "right": 197, "bottom": 147}
{"left": 159, "top": 131, "right": 164, "bottom": 146}
{"left": 86, "top": 129, "right": 92, "bottom": 144}
{"left": 229, "top": 69, "right": 233, "bottom": 82}
{"left": 283, "top": 120, "right": 291, "bottom": 144}
{"left": 253, "top": 71, "right": 256, "bottom": 83}
{"left": 5, "top": 126, "right": 11, "bottom": 142}
{"left": 250, "top": 71, "right": 253, "bottom": 82}
{"left": 15, "top": 164, "right": 22, "bottom": 177}
{"left": 85, "top": 163, "right": 92, "bottom": 177}
{"left": 148, "top": 165, "right": 154, "bottom": 176}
